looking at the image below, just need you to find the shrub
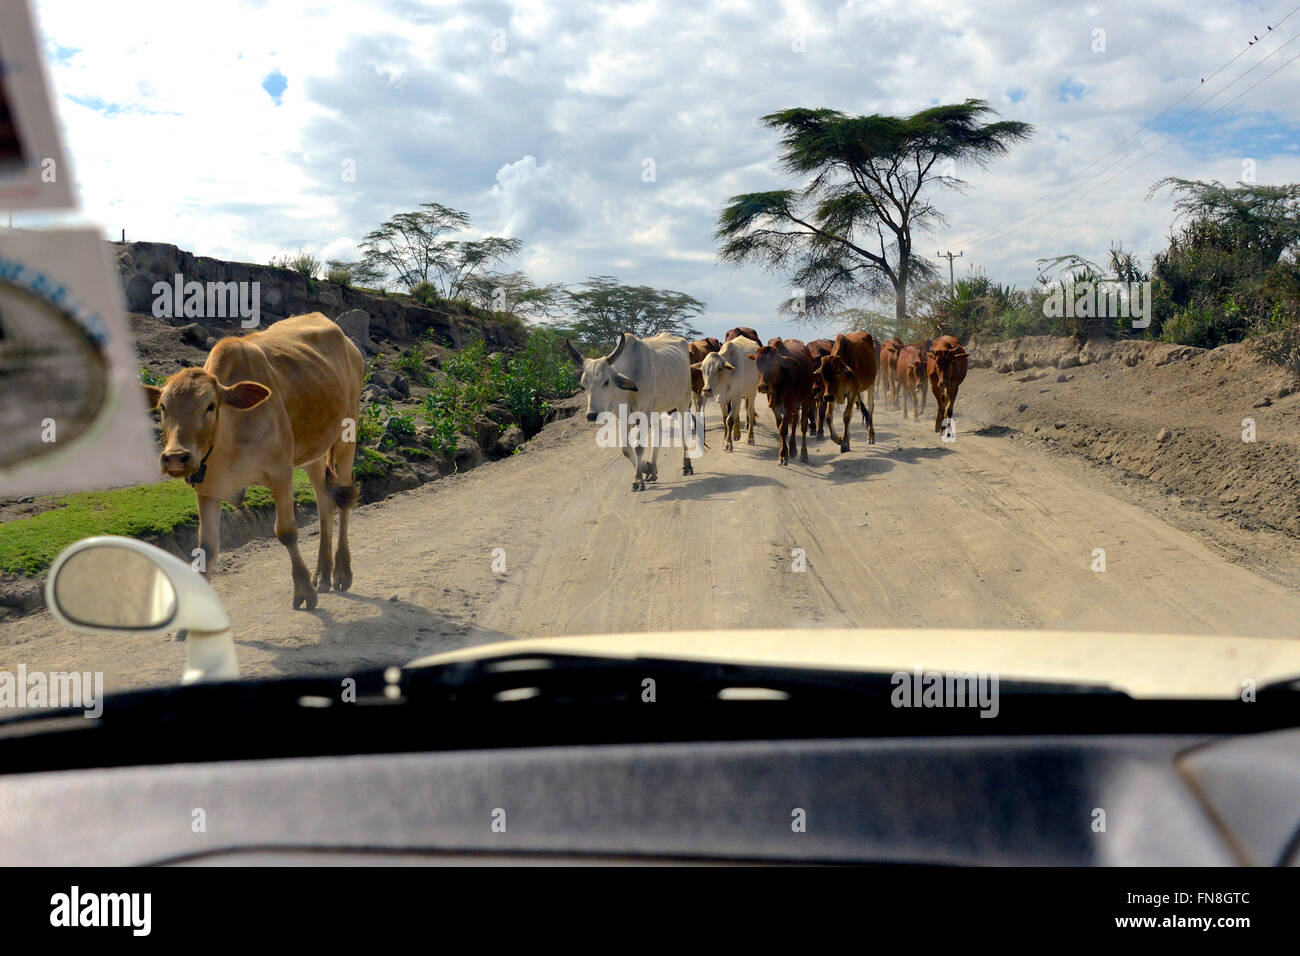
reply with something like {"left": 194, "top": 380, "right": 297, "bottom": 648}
{"left": 410, "top": 281, "right": 439, "bottom": 308}
{"left": 394, "top": 343, "right": 432, "bottom": 385}
{"left": 270, "top": 250, "right": 321, "bottom": 279}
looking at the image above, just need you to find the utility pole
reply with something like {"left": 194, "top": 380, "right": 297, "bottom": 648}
{"left": 938, "top": 250, "right": 963, "bottom": 291}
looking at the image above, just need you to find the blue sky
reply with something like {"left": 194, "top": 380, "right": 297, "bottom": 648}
{"left": 22, "top": 0, "right": 1300, "bottom": 339}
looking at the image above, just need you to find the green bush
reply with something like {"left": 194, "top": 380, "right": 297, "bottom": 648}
{"left": 410, "top": 281, "right": 439, "bottom": 308}
{"left": 419, "top": 329, "right": 577, "bottom": 455}
{"left": 270, "top": 250, "right": 321, "bottom": 279}
{"left": 394, "top": 343, "right": 432, "bottom": 385}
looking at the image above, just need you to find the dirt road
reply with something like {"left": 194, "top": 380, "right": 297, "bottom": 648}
{"left": 5, "top": 385, "right": 1300, "bottom": 692}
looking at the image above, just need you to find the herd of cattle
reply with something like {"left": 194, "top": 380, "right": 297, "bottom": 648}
{"left": 137, "top": 311, "right": 968, "bottom": 608}
{"left": 565, "top": 325, "right": 969, "bottom": 489}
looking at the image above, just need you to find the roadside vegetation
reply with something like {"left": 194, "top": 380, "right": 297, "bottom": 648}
{"left": 835, "top": 179, "right": 1299, "bottom": 374}
{"left": 0, "top": 473, "right": 315, "bottom": 577}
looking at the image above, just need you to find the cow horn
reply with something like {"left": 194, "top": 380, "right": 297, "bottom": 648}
{"left": 563, "top": 339, "right": 586, "bottom": 366}
{"left": 606, "top": 332, "right": 628, "bottom": 363}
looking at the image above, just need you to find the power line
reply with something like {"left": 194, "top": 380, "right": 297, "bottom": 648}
{"left": 971, "top": 46, "right": 1300, "bottom": 249}
{"left": 953, "top": 2, "right": 1300, "bottom": 247}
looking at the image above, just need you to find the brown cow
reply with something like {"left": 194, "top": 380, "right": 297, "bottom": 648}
{"left": 748, "top": 338, "right": 813, "bottom": 465}
{"left": 927, "top": 334, "right": 969, "bottom": 434}
{"left": 814, "top": 332, "right": 877, "bottom": 452}
{"left": 725, "top": 326, "right": 761, "bottom": 347}
{"left": 879, "top": 336, "right": 903, "bottom": 409}
{"left": 688, "top": 338, "right": 721, "bottom": 439}
{"left": 688, "top": 338, "right": 721, "bottom": 364}
{"left": 895, "top": 345, "right": 927, "bottom": 420}
{"left": 806, "top": 338, "right": 835, "bottom": 438}
{"left": 142, "top": 312, "right": 365, "bottom": 610}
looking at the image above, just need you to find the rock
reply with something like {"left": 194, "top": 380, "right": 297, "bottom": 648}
{"left": 205, "top": 337, "right": 218, "bottom": 349}
{"left": 994, "top": 360, "right": 1015, "bottom": 374}
{"left": 453, "top": 437, "right": 485, "bottom": 471}
{"left": 498, "top": 425, "right": 526, "bottom": 454}
{"left": 483, "top": 402, "right": 516, "bottom": 425}
{"left": 1016, "top": 404, "right": 1028, "bottom": 413}
{"left": 389, "top": 373, "right": 410, "bottom": 399}
{"left": 1054, "top": 421, "right": 1066, "bottom": 430}
{"left": 472, "top": 415, "right": 502, "bottom": 455}
{"left": 334, "top": 309, "right": 373, "bottom": 355}
{"left": 1252, "top": 396, "right": 1273, "bottom": 408}
{"left": 1056, "top": 373, "right": 1073, "bottom": 383}
{"left": 1056, "top": 354, "right": 1080, "bottom": 369}
{"left": 361, "top": 385, "right": 384, "bottom": 404}
{"left": 177, "top": 323, "right": 207, "bottom": 347}
{"left": 1156, "top": 428, "right": 1171, "bottom": 443}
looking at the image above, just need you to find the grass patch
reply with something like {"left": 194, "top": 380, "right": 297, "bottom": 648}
{"left": 0, "top": 472, "right": 315, "bottom": 577}
{"left": 354, "top": 447, "right": 395, "bottom": 480}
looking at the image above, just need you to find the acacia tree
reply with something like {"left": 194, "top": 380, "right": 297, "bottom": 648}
{"left": 560, "top": 276, "right": 704, "bottom": 352}
{"left": 462, "top": 270, "right": 569, "bottom": 322}
{"left": 716, "top": 100, "right": 1033, "bottom": 329}
{"left": 358, "top": 203, "right": 522, "bottom": 296}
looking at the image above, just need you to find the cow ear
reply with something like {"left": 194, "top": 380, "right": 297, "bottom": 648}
{"left": 222, "top": 380, "right": 271, "bottom": 410}
{"left": 612, "top": 371, "right": 638, "bottom": 392}
{"left": 142, "top": 384, "right": 163, "bottom": 410}
{"left": 723, "top": 362, "right": 735, "bottom": 371}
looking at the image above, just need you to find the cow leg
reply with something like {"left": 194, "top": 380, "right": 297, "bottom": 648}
{"left": 799, "top": 400, "right": 809, "bottom": 463}
{"left": 622, "top": 425, "right": 643, "bottom": 491}
{"left": 195, "top": 493, "right": 222, "bottom": 579}
{"left": 772, "top": 405, "right": 786, "bottom": 463}
{"left": 745, "top": 394, "right": 756, "bottom": 444}
{"left": 839, "top": 398, "right": 852, "bottom": 454}
{"left": 270, "top": 470, "right": 317, "bottom": 610}
{"left": 864, "top": 387, "right": 876, "bottom": 444}
{"left": 329, "top": 437, "right": 358, "bottom": 591}
{"left": 304, "top": 458, "right": 334, "bottom": 592}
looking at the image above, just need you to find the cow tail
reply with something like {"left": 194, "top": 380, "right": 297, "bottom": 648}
{"left": 324, "top": 455, "right": 360, "bottom": 510}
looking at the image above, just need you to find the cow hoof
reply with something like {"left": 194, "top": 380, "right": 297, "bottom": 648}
{"left": 840, "top": 443, "right": 850, "bottom": 454}
{"left": 747, "top": 437, "right": 755, "bottom": 445}
{"left": 313, "top": 572, "right": 332, "bottom": 593}
{"left": 800, "top": 453, "right": 809, "bottom": 463}
{"left": 294, "top": 590, "right": 318, "bottom": 611}
{"left": 632, "top": 481, "right": 643, "bottom": 492}
{"left": 682, "top": 465, "right": 693, "bottom": 476}
{"left": 333, "top": 569, "right": 352, "bottom": 591}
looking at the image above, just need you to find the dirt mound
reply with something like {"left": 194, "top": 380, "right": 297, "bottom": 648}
{"left": 963, "top": 336, "right": 1300, "bottom": 538}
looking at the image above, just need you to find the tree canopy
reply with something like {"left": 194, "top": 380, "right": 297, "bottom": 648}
{"left": 558, "top": 276, "right": 705, "bottom": 352}
{"left": 358, "top": 203, "right": 522, "bottom": 297}
{"left": 716, "top": 99, "right": 1033, "bottom": 328}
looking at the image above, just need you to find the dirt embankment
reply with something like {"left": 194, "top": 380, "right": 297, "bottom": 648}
{"left": 964, "top": 335, "right": 1300, "bottom": 538}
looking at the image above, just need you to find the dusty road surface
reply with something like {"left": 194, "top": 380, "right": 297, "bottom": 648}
{"left": 5, "top": 387, "right": 1300, "bottom": 692}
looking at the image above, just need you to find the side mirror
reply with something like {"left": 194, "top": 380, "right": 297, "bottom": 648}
{"left": 45, "top": 536, "right": 239, "bottom": 684}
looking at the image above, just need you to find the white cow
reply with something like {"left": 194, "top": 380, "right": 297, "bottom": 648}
{"left": 566, "top": 333, "right": 699, "bottom": 492}
{"left": 694, "top": 336, "right": 760, "bottom": 451}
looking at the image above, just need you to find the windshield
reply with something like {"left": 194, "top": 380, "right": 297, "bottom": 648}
{"left": 1, "top": 0, "right": 1299, "bottom": 709}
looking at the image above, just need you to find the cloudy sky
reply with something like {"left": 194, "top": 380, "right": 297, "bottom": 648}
{"left": 22, "top": 0, "right": 1300, "bottom": 338}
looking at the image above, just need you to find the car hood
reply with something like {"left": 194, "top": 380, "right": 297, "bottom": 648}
{"left": 406, "top": 628, "right": 1300, "bottom": 699}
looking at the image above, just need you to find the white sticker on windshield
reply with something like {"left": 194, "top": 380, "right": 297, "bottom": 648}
{"left": 0, "top": 227, "right": 156, "bottom": 496}
{"left": 0, "top": 0, "right": 76, "bottom": 211}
